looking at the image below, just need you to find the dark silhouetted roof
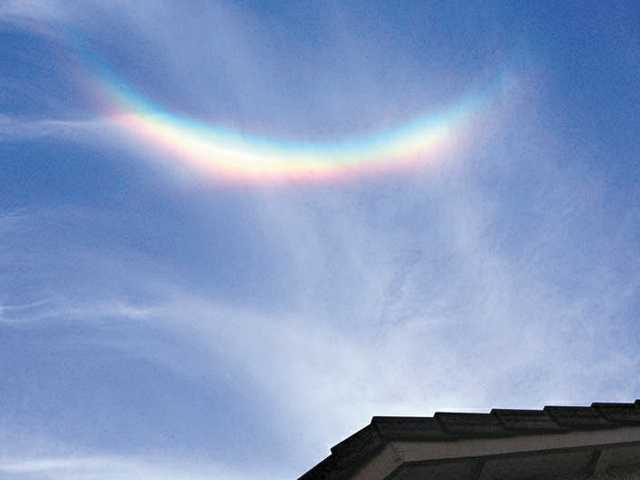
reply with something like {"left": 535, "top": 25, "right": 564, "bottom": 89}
{"left": 299, "top": 400, "right": 640, "bottom": 480}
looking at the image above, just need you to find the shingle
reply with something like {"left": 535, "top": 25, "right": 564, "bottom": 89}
{"left": 592, "top": 402, "right": 640, "bottom": 425}
{"left": 372, "top": 416, "right": 451, "bottom": 441}
{"left": 544, "top": 406, "right": 613, "bottom": 429}
{"left": 492, "top": 409, "right": 567, "bottom": 433}
{"left": 435, "top": 412, "right": 511, "bottom": 437}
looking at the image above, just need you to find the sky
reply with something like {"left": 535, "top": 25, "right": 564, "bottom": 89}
{"left": 1, "top": 1, "right": 639, "bottom": 478}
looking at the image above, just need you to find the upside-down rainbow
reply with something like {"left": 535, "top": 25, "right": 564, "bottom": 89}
{"left": 91, "top": 63, "right": 504, "bottom": 184}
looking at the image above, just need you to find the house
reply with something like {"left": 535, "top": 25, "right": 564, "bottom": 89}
{"left": 299, "top": 401, "right": 640, "bottom": 479}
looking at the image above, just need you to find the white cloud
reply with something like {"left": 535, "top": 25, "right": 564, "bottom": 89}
{"left": 0, "top": 455, "right": 270, "bottom": 480}
{"left": 3, "top": 146, "right": 640, "bottom": 472}
{"left": 0, "top": 115, "right": 117, "bottom": 143}
{"left": 0, "top": 0, "right": 67, "bottom": 22}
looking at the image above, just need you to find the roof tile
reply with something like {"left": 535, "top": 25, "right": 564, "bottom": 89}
{"left": 372, "top": 416, "right": 451, "bottom": 441}
{"left": 302, "top": 425, "right": 385, "bottom": 480}
{"left": 592, "top": 402, "right": 640, "bottom": 425}
{"left": 330, "top": 424, "right": 382, "bottom": 457}
{"left": 435, "top": 412, "right": 511, "bottom": 437}
{"left": 492, "top": 409, "right": 567, "bottom": 433}
{"left": 544, "top": 406, "right": 612, "bottom": 429}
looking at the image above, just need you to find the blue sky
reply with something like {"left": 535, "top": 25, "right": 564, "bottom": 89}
{"left": 1, "top": 1, "right": 639, "bottom": 478}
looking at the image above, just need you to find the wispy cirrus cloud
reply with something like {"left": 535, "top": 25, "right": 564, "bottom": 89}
{"left": 2, "top": 150, "right": 639, "bottom": 474}
{"left": 0, "top": 0, "right": 67, "bottom": 24}
{"left": 0, "top": 455, "right": 272, "bottom": 480}
{"left": 0, "top": 115, "right": 115, "bottom": 142}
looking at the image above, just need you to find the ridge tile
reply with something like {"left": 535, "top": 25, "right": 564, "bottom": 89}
{"left": 544, "top": 406, "right": 613, "bottom": 429}
{"left": 592, "top": 402, "right": 640, "bottom": 424}
{"left": 492, "top": 408, "right": 567, "bottom": 433}
{"left": 372, "top": 416, "right": 451, "bottom": 441}
{"left": 435, "top": 412, "right": 511, "bottom": 437}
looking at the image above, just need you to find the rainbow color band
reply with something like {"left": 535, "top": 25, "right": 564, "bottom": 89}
{"left": 91, "top": 61, "right": 505, "bottom": 184}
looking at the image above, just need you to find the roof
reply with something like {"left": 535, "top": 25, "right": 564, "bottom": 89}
{"left": 299, "top": 400, "right": 640, "bottom": 480}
